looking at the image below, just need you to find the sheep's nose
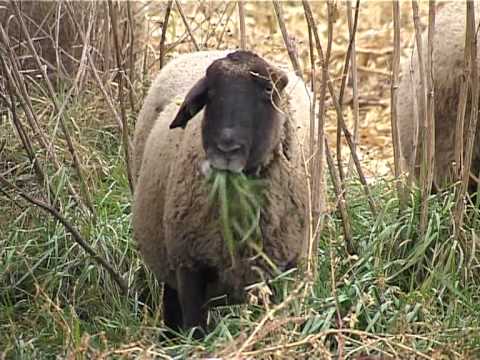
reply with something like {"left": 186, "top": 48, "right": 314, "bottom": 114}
{"left": 216, "top": 128, "right": 242, "bottom": 154}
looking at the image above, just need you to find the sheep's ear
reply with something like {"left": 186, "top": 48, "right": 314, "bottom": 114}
{"left": 270, "top": 67, "right": 288, "bottom": 93}
{"left": 169, "top": 77, "right": 208, "bottom": 129}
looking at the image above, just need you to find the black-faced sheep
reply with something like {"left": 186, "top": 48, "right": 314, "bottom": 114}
{"left": 398, "top": 1, "right": 480, "bottom": 192}
{"left": 133, "top": 50, "right": 311, "bottom": 334}
{"left": 133, "top": 50, "right": 232, "bottom": 181}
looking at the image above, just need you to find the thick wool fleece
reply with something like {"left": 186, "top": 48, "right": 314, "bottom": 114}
{"left": 133, "top": 51, "right": 311, "bottom": 299}
{"left": 398, "top": 1, "right": 480, "bottom": 189}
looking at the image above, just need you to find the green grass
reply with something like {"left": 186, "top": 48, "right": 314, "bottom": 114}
{"left": 1, "top": 93, "right": 480, "bottom": 359}
{"left": 207, "top": 169, "right": 265, "bottom": 268}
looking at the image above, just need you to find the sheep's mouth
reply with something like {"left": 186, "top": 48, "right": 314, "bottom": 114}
{"left": 200, "top": 156, "right": 247, "bottom": 177}
{"left": 201, "top": 147, "right": 246, "bottom": 173}
{"left": 210, "top": 156, "right": 246, "bottom": 173}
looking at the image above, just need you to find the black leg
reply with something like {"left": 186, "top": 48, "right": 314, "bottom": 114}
{"left": 163, "top": 284, "right": 183, "bottom": 333}
{"left": 176, "top": 267, "right": 207, "bottom": 338}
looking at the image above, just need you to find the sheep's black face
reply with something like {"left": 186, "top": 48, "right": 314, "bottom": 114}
{"left": 170, "top": 51, "right": 288, "bottom": 173}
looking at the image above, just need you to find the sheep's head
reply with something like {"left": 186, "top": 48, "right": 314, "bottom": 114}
{"left": 169, "top": 51, "right": 288, "bottom": 173}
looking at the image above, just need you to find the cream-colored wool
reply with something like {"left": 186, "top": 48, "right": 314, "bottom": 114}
{"left": 398, "top": 1, "right": 480, "bottom": 189}
{"left": 133, "top": 51, "right": 311, "bottom": 299}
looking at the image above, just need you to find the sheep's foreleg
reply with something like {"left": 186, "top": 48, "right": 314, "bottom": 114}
{"left": 176, "top": 266, "right": 207, "bottom": 337}
{"left": 162, "top": 284, "right": 183, "bottom": 333}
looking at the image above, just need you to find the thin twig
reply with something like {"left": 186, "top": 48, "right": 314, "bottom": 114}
{"left": 272, "top": 0, "right": 302, "bottom": 78}
{"left": 346, "top": 1, "right": 360, "bottom": 178}
{"left": 174, "top": 0, "right": 200, "bottom": 51}
{"left": 302, "top": 1, "right": 329, "bottom": 220}
{"left": 411, "top": 0, "right": 429, "bottom": 235}
{"left": 159, "top": 0, "right": 172, "bottom": 69}
{"left": 238, "top": 1, "right": 246, "bottom": 50}
{"left": 391, "top": 0, "right": 406, "bottom": 208}
{"left": 421, "top": 0, "right": 436, "bottom": 232}
{"left": 325, "top": 139, "right": 353, "bottom": 253}
{"left": 234, "top": 282, "right": 305, "bottom": 356}
{"left": 126, "top": 0, "right": 136, "bottom": 113}
{"left": 336, "top": 0, "right": 360, "bottom": 184}
{"left": 107, "top": 0, "right": 134, "bottom": 194}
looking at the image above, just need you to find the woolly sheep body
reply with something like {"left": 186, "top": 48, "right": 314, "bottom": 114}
{"left": 133, "top": 51, "right": 312, "bottom": 327}
{"left": 398, "top": 1, "right": 480, "bottom": 189}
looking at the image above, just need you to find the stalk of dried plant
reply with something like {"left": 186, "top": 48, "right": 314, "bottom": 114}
{"left": 126, "top": 1, "right": 136, "bottom": 113}
{"left": 107, "top": 0, "right": 134, "bottom": 194}
{"left": 336, "top": 0, "right": 359, "bottom": 184}
{"left": 391, "top": 0, "right": 406, "bottom": 208}
{"left": 326, "top": 139, "right": 353, "bottom": 253}
{"left": 233, "top": 282, "right": 305, "bottom": 357}
{"left": 0, "top": 174, "right": 129, "bottom": 296}
{"left": 269, "top": 0, "right": 325, "bottom": 274}
{"left": 272, "top": 0, "right": 302, "bottom": 78}
{"left": 53, "top": 2, "right": 63, "bottom": 78}
{"left": 238, "top": 1, "right": 246, "bottom": 50}
{"left": 407, "top": 57, "right": 420, "bottom": 188}
{"left": 303, "top": 0, "right": 353, "bottom": 259}
{"left": 410, "top": 0, "right": 429, "bottom": 234}
{"left": 0, "top": 25, "right": 52, "bottom": 156}
{"left": 159, "top": 1, "right": 173, "bottom": 69}
{"left": 236, "top": 328, "right": 443, "bottom": 359}
{"left": 174, "top": 0, "right": 200, "bottom": 51}
{"left": 453, "top": 3, "right": 473, "bottom": 188}
{"left": 297, "top": 128, "right": 324, "bottom": 281}
{"left": 302, "top": 1, "right": 329, "bottom": 218}
{"left": 1, "top": 60, "right": 56, "bottom": 203}
{"left": 0, "top": 27, "right": 86, "bottom": 209}
{"left": 10, "top": 0, "right": 95, "bottom": 214}
{"left": 304, "top": 24, "right": 319, "bottom": 278}
{"left": 307, "top": 25, "right": 317, "bottom": 165}
{"left": 421, "top": 1, "right": 436, "bottom": 232}
{"left": 63, "top": 1, "right": 131, "bottom": 171}
{"left": 346, "top": 1, "right": 360, "bottom": 178}
{"left": 454, "top": 72, "right": 469, "bottom": 181}
{"left": 303, "top": 0, "right": 376, "bottom": 217}
{"left": 454, "top": 1, "right": 479, "bottom": 230}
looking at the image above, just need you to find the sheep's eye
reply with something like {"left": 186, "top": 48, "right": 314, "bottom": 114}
{"left": 265, "top": 84, "right": 273, "bottom": 93}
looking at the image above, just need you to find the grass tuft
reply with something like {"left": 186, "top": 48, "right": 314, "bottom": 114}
{"left": 207, "top": 169, "right": 266, "bottom": 267}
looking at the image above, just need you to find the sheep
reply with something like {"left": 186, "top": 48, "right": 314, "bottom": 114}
{"left": 397, "top": 1, "right": 480, "bottom": 192}
{"left": 133, "top": 50, "right": 312, "bottom": 335}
